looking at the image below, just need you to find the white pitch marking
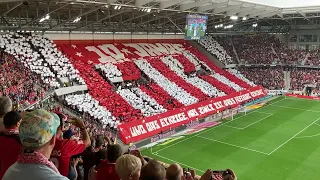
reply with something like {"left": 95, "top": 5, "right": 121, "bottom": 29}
{"left": 269, "top": 105, "right": 320, "bottom": 113}
{"left": 223, "top": 124, "right": 243, "bottom": 130}
{"left": 268, "top": 117, "right": 320, "bottom": 155}
{"left": 154, "top": 97, "right": 286, "bottom": 154}
{"left": 196, "top": 136, "right": 270, "bottom": 155}
{"left": 295, "top": 123, "right": 320, "bottom": 139}
{"left": 224, "top": 113, "right": 273, "bottom": 130}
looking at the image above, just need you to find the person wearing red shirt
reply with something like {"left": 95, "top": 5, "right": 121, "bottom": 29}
{"left": 50, "top": 115, "right": 91, "bottom": 177}
{"left": 0, "top": 111, "right": 22, "bottom": 179}
{"left": 96, "top": 144, "right": 123, "bottom": 180}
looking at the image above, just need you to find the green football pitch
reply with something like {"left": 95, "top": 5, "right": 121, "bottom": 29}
{"left": 142, "top": 96, "right": 320, "bottom": 180}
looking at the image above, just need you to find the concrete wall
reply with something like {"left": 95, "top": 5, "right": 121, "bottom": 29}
{"left": 44, "top": 32, "right": 185, "bottom": 44}
{"left": 274, "top": 34, "right": 289, "bottom": 45}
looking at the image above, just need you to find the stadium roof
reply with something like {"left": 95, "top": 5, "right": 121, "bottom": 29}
{"left": 243, "top": 0, "right": 320, "bottom": 8}
{"left": 1, "top": 0, "right": 320, "bottom": 33}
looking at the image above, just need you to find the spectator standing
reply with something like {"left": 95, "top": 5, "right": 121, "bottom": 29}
{"left": 0, "top": 96, "right": 12, "bottom": 131}
{"left": 68, "top": 154, "right": 82, "bottom": 180}
{"left": 2, "top": 109, "right": 68, "bottom": 180}
{"left": 166, "top": 163, "right": 186, "bottom": 180}
{"left": 82, "top": 138, "right": 96, "bottom": 180}
{"left": 115, "top": 154, "right": 142, "bottom": 180}
{"left": 50, "top": 116, "right": 91, "bottom": 177}
{"left": 95, "top": 144, "right": 123, "bottom": 180}
{"left": 140, "top": 159, "right": 166, "bottom": 180}
{"left": 0, "top": 111, "right": 22, "bottom": 179}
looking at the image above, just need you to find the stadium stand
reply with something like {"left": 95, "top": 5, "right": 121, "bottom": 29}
{"left": 0, "top": 53, "right": 46, "bottom": 108}
{"left": 4, "top": 0, "right": 320, "bottom": 179}
{"left": 238, "top": 67, "right": 285, "bottom": 90}
{"left": 290, "top": 68, "right": 320, "bottom": 91}
{"left": 198, "top": 34, "right": 320, "bottom": 66}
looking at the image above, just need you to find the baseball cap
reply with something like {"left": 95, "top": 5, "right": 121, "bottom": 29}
{"left": 19, "top": 109, "right": 60, "bottom": 148}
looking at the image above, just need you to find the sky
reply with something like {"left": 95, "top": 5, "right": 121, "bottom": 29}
{"left": 242, "top": 0, "right": 320, "bottom": 8}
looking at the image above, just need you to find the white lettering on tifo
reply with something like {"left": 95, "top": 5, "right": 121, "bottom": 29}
{"left": 198, "top": 104, "right": 215, "bottom": 114}
{"left": 250, "top": 89, "right": 264, "bottom": 97}
{"left": 213, "top": 101, "right": 224, "bottom": 109}
{"left": 160, "top": 112, "right": 188, "bottom": 128}
{"left": 187, "top": 109, "right": 199, "bottom": 118}
{"left": 145, "top": 120, "right": 161, "bottom": 132}
{"left": 223, "top": 98, "right": 236, "bottom": 107}
{"left": 234, "top": 93, "right": 251, "bottom": 103}
{"left": 139, "top": 43, "right": 163, "bottom": 56}
{"left": 85, "top": 46, "right": 117, "bottom": 63}
{"left": 98, "top": 44, "right": 125, "bottom": 60}
{"left": 130, "top": 125, "right": 147, "bottom": 137}
{"left": 85, "top": 43, "right": 185, "bottom": 63}
{"left": 124, "top": 43, "right": 150, "bottom": 57}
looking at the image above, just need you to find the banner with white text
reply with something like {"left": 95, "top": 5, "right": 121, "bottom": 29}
{"left": 118, "top": 86, "right": 267, "bottom": 144}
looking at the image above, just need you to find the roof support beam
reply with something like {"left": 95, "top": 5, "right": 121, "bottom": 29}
{"left": 135, "top": 0, "right": 154, "bottom": 6}
{"left": 212, "top": 4, "right": 242, "bottom": 14}
{"left": 257, "top": 10, "right": 282, "bottom": 19}
{"left": 225, "top": 6, "right": 256, "bottom": 16}
{"left": 1, "top": 1, "right": 24, "bottom": 17}
{"left": 160, "top": 0, "right": 187, "bottom": 9}
{"left": 0, "top": 0, "right": 23, "bottom": 3}
{"left": 121, "top": 13, "right": 149, "bottom": 24}
{"left": 71, "top": 9, "right": 130, "bottom": 31}
{"left": 44, "top": 6, "right": 103, "bottom": 31}
{"left": 134, "top": 12, "right": 177, "bottom": 26}
{"left": 249, "top": 9, "right": 279, "bottom": 18}
{"left": 17, "top": 3, "right": 70, "bottom": 28}
{"left": 198, "top": 1, "right": 228, "bottom": 13}
{"left": 238, "top": 8, "right": 266, "bottom": 17}
{"left": 180, "top": 0, "right": 212, "bottom": 11}
{"left": 157, "top": 15, "right": 186, "bottom": 26}
{"left": 296, "top": 10, "right": 315, "bottom": 24}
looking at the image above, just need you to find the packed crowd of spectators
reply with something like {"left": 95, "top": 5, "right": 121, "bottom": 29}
{"left": 161, "top": 55, "right": 225, "bottom": 98}
{"left": 0, "top": 32, "right": 255, "bottom": 130}
{"left": 0, "top": 96, "right": 237, "bottom": 180}
{"left": 0, "top": 53, "right": 48, "bottom": 109}
{"left": 304, "top": 50, "right": 320, "bottom": 66}
{"left": 117, "top": 88, "right": 167, "bottom": 117}
{"left": 290, "top": 68, "right": 320, "bottom": 91}
{"left": 29, "top": 34, "right": 84, "bottom": 83}
{"left": 214, "top": 36, "right": 238, "bottom": 64}
{"left": 0, "top": 34, "right": 59, "bottom": 87}
{"left": 231, "top": 35, "right": 277, "bottom": 64}
{"left": 198, "top": 36, "right": 235, "bottom": 64}
{"left": 238, "top": 67, "right": 285, "bottom": 90}
{"left": 227, "top": 69, "right": 256, "bottom": 87}
{"left": 199, "top": 34, "right": 316, "bottom": 66}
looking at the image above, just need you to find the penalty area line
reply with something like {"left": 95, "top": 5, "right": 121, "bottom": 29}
{"left": 196, "top": 136, "right": 270, "bottom": 155}
{"left": 154, "top": 97, "right": 286, "bottom": 154}
{"left": 268, "top": 117, "right": 320, "bottom": 155}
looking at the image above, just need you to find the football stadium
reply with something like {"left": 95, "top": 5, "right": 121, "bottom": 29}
{"left": 1, "top": 0, "right": 320, "bottom": 180}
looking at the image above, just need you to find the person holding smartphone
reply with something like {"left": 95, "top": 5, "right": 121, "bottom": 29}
{"left": 50, "top": 115, "right": 91, "bottom": 177}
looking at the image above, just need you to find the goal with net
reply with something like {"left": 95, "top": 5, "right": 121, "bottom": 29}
{"left": 230, "top": 106, "right": 248, "bottom": 121}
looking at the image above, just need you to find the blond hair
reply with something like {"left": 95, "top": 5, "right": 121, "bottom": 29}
{"left": 115, "top": 154, "right": 142, "bottom": 179}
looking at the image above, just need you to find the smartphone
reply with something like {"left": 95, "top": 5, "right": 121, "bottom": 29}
{"left": 211, "top": 170, "right": 229, "bottom": 180}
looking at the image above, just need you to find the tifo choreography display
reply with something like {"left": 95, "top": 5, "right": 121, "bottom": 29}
{"left": 1, "top": 14, "right": 320, "bottom": 180}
